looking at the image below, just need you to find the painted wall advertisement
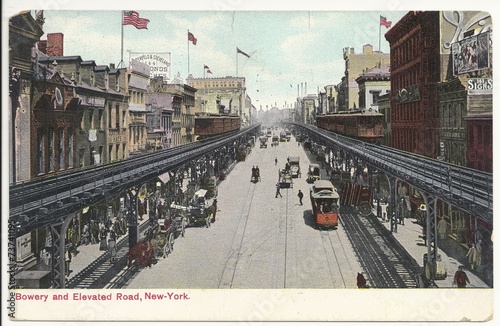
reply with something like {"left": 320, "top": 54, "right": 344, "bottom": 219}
{"left": 129, "top": 52, "right": 171, "bottom": 81}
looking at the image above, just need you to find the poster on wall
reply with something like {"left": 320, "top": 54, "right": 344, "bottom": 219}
{"left": 452, "top": 32, "right": 490, "bottom": 76}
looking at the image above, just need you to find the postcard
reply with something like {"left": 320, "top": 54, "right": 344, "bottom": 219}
{"left": 3, "top": 0, "right": 495, "bottom": 323}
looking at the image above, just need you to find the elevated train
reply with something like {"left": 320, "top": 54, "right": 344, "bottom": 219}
{"left": 316, "top": 110, "right": 384, "bottom": 142}
{"left": 194, "top": 98, "right": 241, "bottom": 140}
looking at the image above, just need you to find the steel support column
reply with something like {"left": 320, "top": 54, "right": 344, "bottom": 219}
{"left": 387, "top": 176, "right": 398, "bottom": 233}
{"left": 127, "top": 188, "right": 140, "bottom": 249}
{"left": 49, "top": 214, "right": 73, "bottom": 288}
{"left": 423, "top": 193, "right": 439, "bottom": 282}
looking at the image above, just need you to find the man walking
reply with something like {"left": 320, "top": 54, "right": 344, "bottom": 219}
{"left": 297, "top": 190, "right": 304, "bottom": 205}
{"left": 453, "top": 265, "right": 470, "bottom": 288}
{"left": 275, "top": 183, "right": 282, "bottom": 198}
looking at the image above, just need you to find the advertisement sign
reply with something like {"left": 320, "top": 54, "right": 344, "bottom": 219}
{"left": 467, "top": 78, "right": 493, "bottom": 95}
{"left": 129, "top": 52, "right": 171, "bottom": 81}
{"left": 452, "top": 32, "right": 490, "bottom": 76}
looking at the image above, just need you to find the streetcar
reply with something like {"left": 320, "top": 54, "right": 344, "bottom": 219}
{"left": 310, "top": 180, "right": 340, "bottom": 229}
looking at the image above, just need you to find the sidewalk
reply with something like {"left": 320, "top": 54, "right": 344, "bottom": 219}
{"left": 372, "top": 202, "right": 490, "bottom": 288}
{"left": 68, "top": 216, "right": 151, "bottom": 280}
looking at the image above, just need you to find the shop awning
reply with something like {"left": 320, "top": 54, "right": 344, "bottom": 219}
{"left": 158, "top": 172, "right": 170, "bottom": 184}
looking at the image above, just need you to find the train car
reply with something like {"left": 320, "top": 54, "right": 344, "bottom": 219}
{"left": 194, "top": 113, "right": 241, "bottom": 140}
{"left": 310, "top": 180, "right": 340, "bottom": 229}
{"left": 316, "top": 110, "right": 384, "bottom": 142}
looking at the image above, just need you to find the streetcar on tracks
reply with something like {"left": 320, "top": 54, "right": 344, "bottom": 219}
{"left": 310, "top": 180, "right": 340, "bottom": 229}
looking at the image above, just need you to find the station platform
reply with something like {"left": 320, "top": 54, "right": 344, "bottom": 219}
{"left": 371, "top": 202, "right": 490, "bottom": 288}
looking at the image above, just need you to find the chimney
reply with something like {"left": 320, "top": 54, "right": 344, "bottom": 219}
{"left": 109, "top": 63, "right": 115, "bottom": 70}
{"left": 47, "top": 33, "right": 64, "bottom": 56}
{"left": 350, "top": 47, "right": 354, "bottom": 54}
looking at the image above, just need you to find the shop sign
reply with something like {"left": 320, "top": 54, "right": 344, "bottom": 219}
{"left": 467, "top": 78, "right": 493, "bottom": 95}
{"left": 396, "top": 84, "right": 420, "bottom": 104}
{"left": 80, "top": 95, "right": 105, "bottom": 107}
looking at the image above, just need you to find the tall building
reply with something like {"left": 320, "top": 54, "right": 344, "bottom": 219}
{"left": 186, "top": 75, "right": 246, "bottom": 117}
{"left": 386, "top": 11, "right": 493, "bottom": 284}
{"left": 9, "top": 10, "right": 44, "bottom": 183}
{"left": 338, "top": 44, "right": 390, "bottom": 111}
{"left": 126, "top": 60, "right": 150, "bottom": 155}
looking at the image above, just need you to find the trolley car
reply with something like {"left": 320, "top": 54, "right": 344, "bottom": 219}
{"left": 310, "top": 180, "right": 340, "bottom": 229}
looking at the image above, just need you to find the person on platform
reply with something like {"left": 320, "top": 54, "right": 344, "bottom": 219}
{"left": 466, "top": 243, "right": 481, "bottom": 271}
{"left": 108, "top": 229, "right": 117, "bottom": 263}
{"left": 437, "top": 217, "right": 448, "bottom": 240}
{"left": 453, "top": 265, "right": 470, "bottom": 288}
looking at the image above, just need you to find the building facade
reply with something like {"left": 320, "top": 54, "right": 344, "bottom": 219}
{"left": 355, "top": 65, "right": 390, "bottom": 113}
{"left": 186, "top": 75, "right": 246, "bottom": 117}
{"left": 127, "top": 60, "right": 150, "bottom": 155}
{"left": 338, "top": 44, "right": 390, "bottom": 111}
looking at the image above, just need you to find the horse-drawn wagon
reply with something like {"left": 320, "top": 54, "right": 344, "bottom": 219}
{"left": 251, "top": 166, "right": 261, "bottom": 183}
{"left": 278, "top": 168, "right": 293, "bottom": 188}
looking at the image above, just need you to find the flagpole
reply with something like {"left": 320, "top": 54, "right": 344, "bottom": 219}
{"left": 188, "top": 29, "right": 190, "bottom": 76}
{"left": 379, "top": 17, "right": 382, "bottom": 66}
{"left": 236, "top": 47, "right": 238, "bottom": 77}
{"left": 120, "top": 11, "right": 124, "bottom": 68}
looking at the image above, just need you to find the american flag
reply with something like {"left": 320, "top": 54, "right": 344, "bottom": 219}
{"left": 123, "top": 11, "right": 150, "bottom": 29}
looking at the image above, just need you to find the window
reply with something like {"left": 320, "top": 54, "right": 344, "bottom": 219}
{"left": 68, "top": 128, "right": 74, "bottom": 168}
{"left": 115, "top": 104, "right": 120, "bottom": 129}
{"left": 48, "top": 128, "right": 54, "bottom": 171}
{"left": 371, "top": 91, "right": 381, "bottom": 106}
{"left": 38, "top": 128, "right": 45, "bottom": 174}
{"left": 109, "top": 145, "right": 113, "bottom": 162}
{"left": 58, "top": 129, "right": 64, "bottom": 169}
{"left": 108, "top": 103, "right": 113, "bottom": 128}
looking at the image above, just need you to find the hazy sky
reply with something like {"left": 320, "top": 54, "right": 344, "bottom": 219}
{"left": 4, "top": 0, "right": 494, "bottom": 110}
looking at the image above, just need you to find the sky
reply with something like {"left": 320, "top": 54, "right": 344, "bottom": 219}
{"left": 5, "top": 1, "right": 495, "bottom": 111}
{"left": 4, "top": 2, "right": 412, "bottom": 111}
{"left": 39, "top": 10, "right": 406, "bottom": 110}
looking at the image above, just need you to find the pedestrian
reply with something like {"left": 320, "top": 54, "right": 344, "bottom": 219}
{"left": 108, "top": 230, "right": 117, "bottom": 263}
{"left": 466, "top": 243, "right": 481, "bottom": 271}
{"left": 211, "top": 199, "right": 218, "bottom": 222}
{"left": 357, "top": 272, "right": 368, "bottom": 288}
{"left": 275, "top": 157, "right": 278, "bottom": 165}
{"left": 275, "top": 183, "right": 282, "bottom": 198}
{"left": 64, "top": 244, "right": 72, "bottom": 277}
{"left": 453, "top": 265, "right": 470, "bottom": 288}
{"left": 297, "top": 190, "right": 304, "bottom": 205}
{"left": 82, "top": 223, "right": 90, "bottom": 245}
{"left": 437, "top": 217, "right": 448, "bottom": 240}
{"left": 99, "top": 223, "right": 108, "bottom": 251}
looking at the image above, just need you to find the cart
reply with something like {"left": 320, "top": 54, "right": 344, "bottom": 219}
{"left": 278, "top": 168, "right": 293, "bottom": 188}
{"left": 251, "top": 167, "right": 261, "bottom": 183}
{"left": 144, "top": 220, "right": 175, "bottom": 260}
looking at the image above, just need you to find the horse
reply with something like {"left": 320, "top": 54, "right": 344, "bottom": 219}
{"left": 126, "top": 240, "right": 154, "bottom": 268}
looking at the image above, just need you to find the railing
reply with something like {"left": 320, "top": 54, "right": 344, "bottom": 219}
{"left": 10, "top": 124, "right": 261, "bottom": 235}
{"left": 294, "top": 122, "right": 493, "bottom": 224}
